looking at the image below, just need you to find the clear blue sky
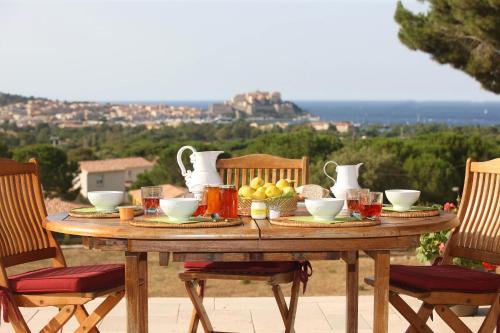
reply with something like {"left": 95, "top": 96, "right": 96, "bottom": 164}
{"left": 0, "top": 0, "right": 498, "bottom": 101}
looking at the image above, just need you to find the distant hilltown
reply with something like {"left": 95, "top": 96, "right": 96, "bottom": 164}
{"left": 0, "top": 91, "right": 353, "bottom": 132}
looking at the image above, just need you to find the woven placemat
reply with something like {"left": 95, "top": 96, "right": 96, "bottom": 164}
{"left": 381, "top": 205, "right": 440, "bottom": 218}
{"left": 130, "top": 216, "right": 243, "bottom": 228}
{"left": 270, "top": 216, "right": 380, "bottom": 228}
{"left": 69, "top": 206, "right": 144, "bottom": 218}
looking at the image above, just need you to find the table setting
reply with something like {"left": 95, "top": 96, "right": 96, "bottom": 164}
{"left": 42, "top": 147, "right": 460, "bottom": 333}
{"left": 68, "top": 147, "right": 443, "bottom": 231}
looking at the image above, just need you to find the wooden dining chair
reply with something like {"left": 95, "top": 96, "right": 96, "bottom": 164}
{"left": 0, "top": 158, "right": 125, "bottom": 333}
{"left": 180, "top": 154, "right": 311, "bottom": 333}
{"left": 366, "top": 157, "right": 500, "bottom": 333}
{"left": 216, "top": 154, "right": 309, "bottom": 188}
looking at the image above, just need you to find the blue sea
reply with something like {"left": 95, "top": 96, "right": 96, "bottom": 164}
{"left": 112, "top": 100, "right": 500, "bottom": 126}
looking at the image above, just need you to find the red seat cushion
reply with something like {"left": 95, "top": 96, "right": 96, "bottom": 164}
{"left": 390, "top": 265, "right": 500, "bottom": 293}
{"left": 184, "top": 261, "right": 301, "bottom": 274}
{"left": 9, "top": 264, "right": 124, "bottom": 294}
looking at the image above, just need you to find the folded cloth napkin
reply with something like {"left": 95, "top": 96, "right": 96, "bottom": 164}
{"left": 0, "top": 287, "right": 20, "bottom": 324}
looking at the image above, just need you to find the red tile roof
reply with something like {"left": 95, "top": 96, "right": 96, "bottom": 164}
{"left": 79, "top": 157, "right": 154, "bottom": 173}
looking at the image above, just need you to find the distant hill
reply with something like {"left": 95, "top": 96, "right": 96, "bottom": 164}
{"left": 0, "top": 92, "right": 40, "bottom": 106}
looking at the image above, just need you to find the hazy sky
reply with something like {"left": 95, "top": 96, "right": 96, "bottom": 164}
{"left": 0, "top": 0, "right": 498, "bottom": 101}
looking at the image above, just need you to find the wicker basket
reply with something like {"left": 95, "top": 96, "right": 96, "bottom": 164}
{"left": 238, "top": 196, "right": 298, "bottom": 217}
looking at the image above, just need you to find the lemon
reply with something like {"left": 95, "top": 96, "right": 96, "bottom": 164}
{"left": 250, "top": 177, "right": 265, "bottom": 190}
{"left": 265, "top": 185, "right": 282, "bottom": 198}
{"left": 282, "top": 186, "right": 296, "bottom": 198}
{"left": 252, "top": 190, "right": 267, "bottom": 200}
{"left": 276, "top": 179, "right": 290, "bottom": 190}
{"left": 255, "top": 186, "right": 266, "bottom": 193}
{"left": 263, "top": 182, "right": 274, "bottom": 189}
{"left": 238, "top": 185, "right": 255, "bottom": 199}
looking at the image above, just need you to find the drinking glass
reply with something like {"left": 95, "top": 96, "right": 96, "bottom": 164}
{"left": 359, "top": 191, "right": 383, "bottom": 219}
{"left": 346, "top": 188, "right": 369, "bottom": 217}
{"left": 191, "top": 187, "right": 208, "bottom": 217}
{"left": 205, "top": 185, "right": 221, "bottom": 215}
{"left": 220, "top": 185, "right": 238, "bottom": 218}
{"left": 141, "top": 186, "right": 163, "bottom": 215}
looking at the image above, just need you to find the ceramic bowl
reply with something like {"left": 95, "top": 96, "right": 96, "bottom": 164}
{"left": 385, "top": 189, "right": 421, "bottom": 212}
{"left": 305, "top": 198, "right": 344, "bottom": 221}
{"left": 87, "top": 191, "right": 124, "bottom": 212}
{"left": 160, "top": 198, "right": 199, "bottom": 221}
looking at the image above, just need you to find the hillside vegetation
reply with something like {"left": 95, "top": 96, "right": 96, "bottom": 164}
{"left": 1, "top": 121, "right": 499, "bottom": 203}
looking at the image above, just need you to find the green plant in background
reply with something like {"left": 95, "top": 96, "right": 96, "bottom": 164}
{"left": 416, "top": 203, "right": 483, "bottom": 269}
{"left": 13, "top": 144, "right": 79, "bottom": 200}
{"left": 416, "top": 230, "right": 450, "bottom": 263}
{"left": 417, "top": 230, "right": 483, "bottom": 269}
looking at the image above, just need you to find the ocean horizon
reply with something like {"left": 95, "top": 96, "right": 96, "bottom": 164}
{"left": 106, "top": 100, "right": 500, "bottom": 126}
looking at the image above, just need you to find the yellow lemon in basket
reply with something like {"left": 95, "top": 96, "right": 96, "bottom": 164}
{"left": 250, "top": 177, "right": 265, "bottom": 190}
{"left": 263, "top": 182, "right": 274, "bottom": 189}
{"left": 265, "top": 185, "right": 282, "bottom": 198}
{"left": 252, "top": 190, "right": 267, "bottom": 200}
{"left": 276, "top": 179, "right": 290, "bottom": 190}
{"left": 255, "top": 186, "right": 267, "bottom": 194}
{"left": 282, "top": 186, "right": 296, "bottom": 198}
{"left": 238, "top": 185, "right": 255, "bottom": 199}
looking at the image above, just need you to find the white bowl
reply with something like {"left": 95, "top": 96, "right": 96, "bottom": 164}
{"left": 88, "top": 191, "right": 124, "bottom": 212}
{"left": 305, "top": 198, "right": 344, "bottom": 221}
{"left": 160, "top": 198, "right": 199, "bottom": 221}
{"left": 385, "top": 189, "right": 421, "bottom": 212}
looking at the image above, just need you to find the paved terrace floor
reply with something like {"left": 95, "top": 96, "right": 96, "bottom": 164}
{"left": 3, "top": 296, "right": 488, "bottom": 333}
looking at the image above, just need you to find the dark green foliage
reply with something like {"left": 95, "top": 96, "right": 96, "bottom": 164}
{"left": 12, "top": 144, "right": 78, "bottom": 199}
{"left": 0, "top": 92, "right": 38, "bottom": 106}
{"left": 0, "top": 140, "right": 11, "bottom": 158}
{"left": 241, "top": 129, "right": 343, "bottom": 161}
{"left": 2, "top": 121, "right": 499, "bottom": 203}
{"left": 395, "top": 0, "right": 500, "bottom": 93}
{"left": 311, "top": 145, "right": 408, "bottom": 192}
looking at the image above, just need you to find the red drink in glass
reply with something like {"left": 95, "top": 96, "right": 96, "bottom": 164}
{"left": 142, "top": 197, "right": 160, "bottom": 211}
{"left": 193, "top": 204, "right": 207, "bottom": 217}
{"left": 347, "top": 199, "right": 359, "bottom": 215}
{"left": 220, "top": 185, "right": 238, "bottom": 218}
{"left": 359, "top": 191, "right": 383, "bottom": 219}
{"left": 359, "top": 203, "right": 382, "bottom": 218}
{"left": 141, "top": 186, "right": 163, "bottom": 215}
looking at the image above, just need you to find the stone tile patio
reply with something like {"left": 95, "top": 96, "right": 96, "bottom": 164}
{"left": 3, "top": 296, "right": 488, "bottom": 332}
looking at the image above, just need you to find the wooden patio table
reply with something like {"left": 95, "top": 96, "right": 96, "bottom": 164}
{"left": 44, "top": 211, "right": 458, "bottom": 333}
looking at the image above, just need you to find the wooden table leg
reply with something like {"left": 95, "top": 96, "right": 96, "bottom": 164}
{"left": 342, "top": 251, "right": 359, "bottom": 333}
{"left": 373, "top": 250, "right": 390, "bottom": 333}
{"left": 126, "top": 252, "right": 148, "bottom": 333}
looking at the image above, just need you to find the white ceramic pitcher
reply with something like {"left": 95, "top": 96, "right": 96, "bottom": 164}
{"left": 177, "top": 146, "right": 223, "bottom": 193}
{"left": 323, "top": 161, "right": 363, "bottom": 201}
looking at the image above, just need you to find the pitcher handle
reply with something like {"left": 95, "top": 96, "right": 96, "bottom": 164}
{"left": 323, "top": 161, "right": 338, "bottom": 183}
{"left": 177, "top": 145, "right": 197, "bottom": 177}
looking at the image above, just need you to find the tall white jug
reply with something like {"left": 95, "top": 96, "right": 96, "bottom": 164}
{"left": 177, "top": 146, "right": 223, "bottom": 193}
{"left": 323, "top": 161, "right": 363, "bottom": 201}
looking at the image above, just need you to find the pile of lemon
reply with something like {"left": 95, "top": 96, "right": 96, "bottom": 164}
{"left": 238, "top": 177, "right": 296, "bottom": 200}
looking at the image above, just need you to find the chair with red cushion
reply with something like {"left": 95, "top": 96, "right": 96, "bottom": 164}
{"left": 366, "top": 158, "right": 500, "bottom": 333}
{"left": 180, "top": 154, "right": 311, "bottom": 333}
{"left": 0, "top": 158, "right": 124, "bottom": 333}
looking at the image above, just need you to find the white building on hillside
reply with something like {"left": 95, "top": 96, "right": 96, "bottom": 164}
{"left": 75, "top": 157, "right": 154, "bottom": 198}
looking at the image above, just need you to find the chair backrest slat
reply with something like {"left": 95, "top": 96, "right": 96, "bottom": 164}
{"left": 0, "top": 159, "right": 55, "bottom": 266}
{"left": 216, "top": 154, "right": 309, "bottom": 188}
{"left": 448, "top": 158, "right": 500, "bottom": 265}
